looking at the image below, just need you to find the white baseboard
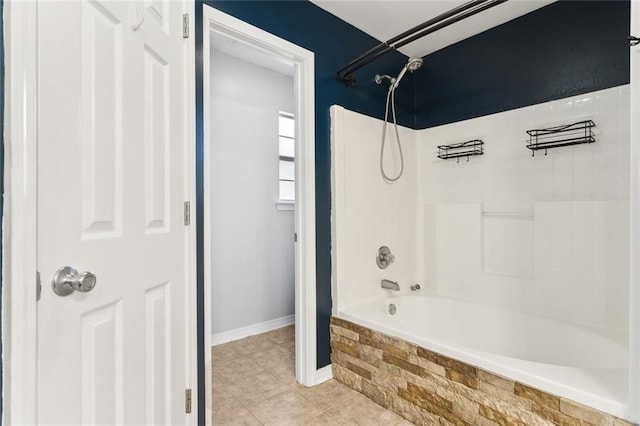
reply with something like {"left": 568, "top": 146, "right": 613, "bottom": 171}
{"left": 315, "top": 364, "right": 333, "bottom": 385}
{"left": 211, "top": 315, "right": 295, "bottom": 346}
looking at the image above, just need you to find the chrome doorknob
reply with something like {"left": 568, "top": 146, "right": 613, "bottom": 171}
{"left": 51, "top": 266, "right": 97, "bottom": 296}
{"left": 629, "top": 36, "right": 640, "bottom": 47}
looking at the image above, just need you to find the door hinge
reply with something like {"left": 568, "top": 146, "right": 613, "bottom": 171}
{"left": 185, "top": 388, "right": 192, "bottom": 414}
{"left": 36, "top": 271, "right": 42, "bottom": 301}
{"left": 184, "top": 201, "right": 191, "bottom": 226}
{"left": 182, "top": 14, "right": 189, "bottom": 38}
{"left": 294, "top": 232, "right": 298, "bottom": 242}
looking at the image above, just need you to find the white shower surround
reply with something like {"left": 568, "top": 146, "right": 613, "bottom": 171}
{"left": 330, "top": 85, "right": 634, "bottom": 420}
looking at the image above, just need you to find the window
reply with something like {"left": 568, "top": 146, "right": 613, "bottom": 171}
{"left": 279, "top": 112, "right": 295, "bottom": 202}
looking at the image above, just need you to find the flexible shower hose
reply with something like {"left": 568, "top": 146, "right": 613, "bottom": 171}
{"left": 380, "top": 85, "right": 404, "bottom": 182}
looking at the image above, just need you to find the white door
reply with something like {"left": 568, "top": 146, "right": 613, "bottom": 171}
{"left": 36, "top": 1, "right": 192, "bottom": 424}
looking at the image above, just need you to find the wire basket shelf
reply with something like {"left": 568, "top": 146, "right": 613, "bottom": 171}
{"left": 437, "top": 139, "right": 484, "bottom": 162}
{"left": 526, "top": 120, "right": 595, "bottom": 156}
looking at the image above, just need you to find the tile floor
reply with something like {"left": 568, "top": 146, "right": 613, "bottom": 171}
{"left": 212, "top": 325, "right": 413, "bottom": 425}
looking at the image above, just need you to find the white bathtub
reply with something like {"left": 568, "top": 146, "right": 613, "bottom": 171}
{"left": 339, "top": 294, "right": 629, "bottom": 419}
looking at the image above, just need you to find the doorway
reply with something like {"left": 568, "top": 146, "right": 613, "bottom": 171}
{"left": 201, "top": 5, "right": 318, "bottom": 423}
{"left": 209, "top": 34, "right": 296, "bottom": 347}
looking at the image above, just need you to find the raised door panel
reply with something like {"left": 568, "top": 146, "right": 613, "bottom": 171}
{"left": 145, "top": 282, "right": 172, "bottom": 424}
{"left": 81, "top": 301, "right": 124, "bottom": 425}
{"left": 81, "top": 1, "right": 124, "bottom": 239}
{"left": 145, "top": 0, "right": 169, "bottom": 34}
{"left": 144, "top": 46, "right": 171, "bottom": 233}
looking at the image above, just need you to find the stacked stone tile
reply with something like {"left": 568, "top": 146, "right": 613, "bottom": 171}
{"left": 330, "top": 317, "right": 633, "bottom": 426}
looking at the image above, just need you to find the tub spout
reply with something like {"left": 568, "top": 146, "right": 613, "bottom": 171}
{"left": 381, "top": 279, "right": 400, "bottom": 291}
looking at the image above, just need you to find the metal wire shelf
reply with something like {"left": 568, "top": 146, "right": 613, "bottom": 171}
{"left": 526, "top": 120, "right": 595, "bottom": 156}
{"left": 437, "top": 139, "right": 484, "bottom": 162}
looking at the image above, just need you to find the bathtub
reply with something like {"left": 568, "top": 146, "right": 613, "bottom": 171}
{"left": 339, "top": 294, "right": 629, "bottom": 419}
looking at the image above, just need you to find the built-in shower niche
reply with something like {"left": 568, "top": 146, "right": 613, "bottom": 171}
{"left": 425, "top": 204, "right": 536, "bottom": 286}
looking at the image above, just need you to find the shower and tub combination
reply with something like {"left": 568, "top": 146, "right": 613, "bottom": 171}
{"left": 331, "top": 86, "right": 634, "bottom": 425}
{"left": 330, "top": 3, "right": 638, "bottom": 422}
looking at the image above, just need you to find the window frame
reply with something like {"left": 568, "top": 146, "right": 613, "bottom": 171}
{"left": 278, "top": 111, "right": 296, "bottom": 204}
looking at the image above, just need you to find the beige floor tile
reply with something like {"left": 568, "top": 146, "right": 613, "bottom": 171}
{"left": 327, "top": 393, "right": 404, "bottom": 425}
{"left": 212, "top": 341, "right": 245, "bottom": 363}
{"left": 212, "top": 328, "right": 406, "bottom": 426}
{"left": 227, "top": 371, "right": 291, "bottom": 406}
{"left": 251, "top": 391, "right": 324, "bottom": 426}
{"left": 236, "top": 333, "right": 279, "bottom": 354}
{"left": 251, "top": 346, "right": 295, "bottom": 372}
{"left": 281, "top": 339, "right": 295, "bottom": 353}
{"left": 212, "top": 369, "right": 232, "bottom": 390}
{"left": 301, "top": 412, "right": 344, "bottom": 425}
{"left": 212, "top": 393, "right": 246, "bottom": 423}
{"left": 215, "top": 406, "right": 263, "bottom": 426}
{"left": 270, "top": 364, "right": 301, "bottom": 388}
{"left": 296, "top": 379, "right": 358, "bottom": 410}
{"left": 212, "top": 379, "right": 230, "bottom": 401}
{"left": 263, "top": 325, "right": 295, "bottom": 345}
{"left": 217, "top": 354, "right": 264, "bottom": 382}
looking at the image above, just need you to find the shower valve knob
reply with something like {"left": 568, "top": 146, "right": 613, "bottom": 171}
{"left": 376, "top": 246, "right": 395, "bottom": 269}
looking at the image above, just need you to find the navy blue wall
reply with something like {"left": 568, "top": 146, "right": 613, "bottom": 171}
{"left": 198, "top": 0, "right": 412, "bottom": 370}
{"left": 414, "top": 0, "right": 630, "bottom": 129}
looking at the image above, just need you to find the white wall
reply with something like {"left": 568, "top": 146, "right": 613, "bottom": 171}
{"left": 210, "top": 50, "right": 294, "bottom": 334}
{"left": 332, "top": 85, "right": 630, "bottom": 333}
{"left": 331, "top": 106, "right": 420, "bottom": 313}
{"left": 419, "top": 86, "right": 630, "bottom": 331}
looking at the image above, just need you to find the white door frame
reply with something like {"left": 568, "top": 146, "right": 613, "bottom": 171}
{"left": 2, "top": 1, "right": 38, "bottom": 423}
{"left": 1, "top": 1, "right": 197, "bottom": 424}
{"left": 201, "top": 4, "right": 318, "bottom": 421}
{"left": 629, "top": 1, "right": 640, "bottom": 423}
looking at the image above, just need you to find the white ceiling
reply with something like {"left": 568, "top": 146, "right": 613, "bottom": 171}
{"left": 310, "top": 0, "right": 556, "bottom": 58}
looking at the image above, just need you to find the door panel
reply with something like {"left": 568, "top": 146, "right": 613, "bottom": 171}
{"left": 145, "top": 282, "right": 172, "bottom": 424}
{"left": 145, "top": 0, "right": 170, "bottom": 34}
{"left": 81, "top": 301, "right": 124, "bottom": 426}
{"left": 36, "top": 1, "right": 190, "bottom": 424}
{"left": 143, "top": 45, "right": 171, "bottom": 233}
{"left": 81, "top": 1, "right": 124, "bottom": 238}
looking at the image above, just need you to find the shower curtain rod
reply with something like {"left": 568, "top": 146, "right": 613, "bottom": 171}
{"left": 336, "top": 0, "right": 509, "bottom": 87}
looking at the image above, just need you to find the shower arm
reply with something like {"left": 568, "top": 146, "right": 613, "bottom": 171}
{"left": 336, "top": 0, "right": 508, "bottom": 87}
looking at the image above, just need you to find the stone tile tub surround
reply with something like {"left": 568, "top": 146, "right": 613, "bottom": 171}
{"left": 330, "top": 317, "right": 634, "bottom": 426}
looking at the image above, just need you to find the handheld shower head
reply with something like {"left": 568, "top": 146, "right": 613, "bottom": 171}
{"left": 406, "top": 57, "right": 423, "bottom": 72}
{"left": 392, "top": 57, "right": 423, "bottom": 89}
